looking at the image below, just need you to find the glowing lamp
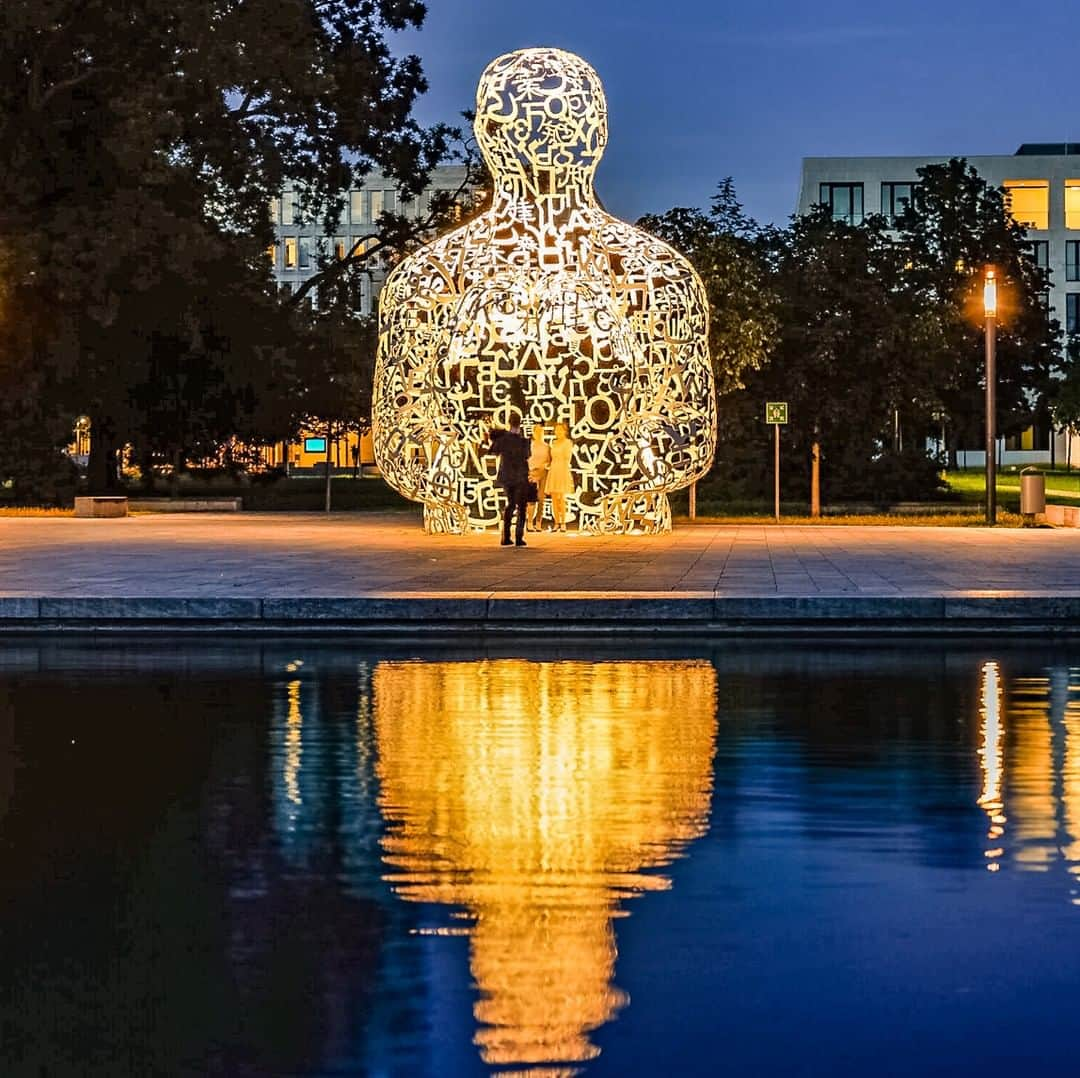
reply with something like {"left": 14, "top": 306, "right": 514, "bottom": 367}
{"left": 983, "top": 267, "right": 998, "bottom": 317}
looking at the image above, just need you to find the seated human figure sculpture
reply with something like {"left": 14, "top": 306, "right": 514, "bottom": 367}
{"left": 372, "top": 46, "right": 716, "bottom": 534}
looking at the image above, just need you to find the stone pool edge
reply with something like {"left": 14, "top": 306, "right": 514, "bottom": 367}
{"left": 0, "top": 593, "right": 1079, "bottom": 635}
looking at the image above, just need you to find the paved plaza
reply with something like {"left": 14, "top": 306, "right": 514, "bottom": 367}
{"left": 0, "top": 511, "right": 1078, "bottom": 632}
{"left": 2, "top": 510, "right": 1080, "bottom": 596}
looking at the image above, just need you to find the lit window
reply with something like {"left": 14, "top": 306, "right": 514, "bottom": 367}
{"left": 881, "top": 182, "right": 915, "bottom": 225}
{"left": 298, "top": 235, "right": 311, "bottom": 269}
{"left": 1066, "top": 181, "right": 1080, "bottom": 229}
{"left": 1067, "top": 241, "right": 1080, "bottom": 282}
{"left": 266, "top": 243, "right": 277, "bottom": 267}
{"left": 284, "top": 236, "right": 297, "bottom": 269}
{"left": 334, "top": 236, "right": 347, "bottom": 260}
{"left": 1068, "top": 294, "right": 1080, "bottom": 335}
{"left": 1031, "top": 240, "right": 1050, "bottom": 269}
{"left": 370, "top": 190, "right": 384, "bottom": 218}
{"left": 350, "top": 190, "right": 367, "bottom": 223}
{"left": 1003, "top": 179, "right": 1049, "bottom": 230}
{"left": 818, "top": 182, "right": 863, "bottom": 225}
{"left": 281, "top": 191, "right": 296, "bottom": 226}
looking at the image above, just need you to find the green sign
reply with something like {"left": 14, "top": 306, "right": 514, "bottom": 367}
{"left": 765, "top": 402, "right": 788, "bottom": 425}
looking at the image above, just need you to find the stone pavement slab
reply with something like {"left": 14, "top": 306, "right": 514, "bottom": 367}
{"left": 2, "top": 511, "right": 1080, "bottom": 633}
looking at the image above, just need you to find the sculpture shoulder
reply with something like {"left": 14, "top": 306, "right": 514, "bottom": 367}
{"left": 380, "top": 217, "right": 491, "bottom": 309}
{"left": 595, "top": 214, "right": 706, "bottom": 305}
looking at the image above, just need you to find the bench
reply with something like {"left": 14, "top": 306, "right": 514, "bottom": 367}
{"left": 73, "top": 496, "right": 128, "bottom": 518}
{"left": 126, "top": 499, "right": 242, "bottom": 513}
{"left": 1045, "top": 504, "right": 1080, "bottom": 527}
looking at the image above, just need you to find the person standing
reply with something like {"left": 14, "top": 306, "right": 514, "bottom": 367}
{"left": 485, "top": 412, "right": 532, "bottom": 546}
{"left": 546, "top": 422, "right": 574, "bottom": 532}
{"left": 527, "top": 425, "right": 551, "bottom": 531}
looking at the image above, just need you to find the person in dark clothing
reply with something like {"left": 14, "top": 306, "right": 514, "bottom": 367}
{"left": 484, "top": 412, "right": 531, "bottom": 546}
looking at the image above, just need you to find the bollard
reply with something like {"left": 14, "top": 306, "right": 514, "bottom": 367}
{"left": 1019, "top": 467, "right": 1045, "bottom": 527}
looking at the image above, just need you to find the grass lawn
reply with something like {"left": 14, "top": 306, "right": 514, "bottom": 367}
{"left": 945, "top": 468, "right": 1080, "bottom": 508}
{"left": 674, "top": 511, "right": 1023, "bottom": 527}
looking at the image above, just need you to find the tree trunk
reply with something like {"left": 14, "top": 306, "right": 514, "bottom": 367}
{"left": 86, "top": 414, "right": 119, "bottom": 493}
{"left": 810, "top": 441, "right": 821, "bottom": 518}
{"left": 324, "top": 421, "right": 333, "bottom": 513}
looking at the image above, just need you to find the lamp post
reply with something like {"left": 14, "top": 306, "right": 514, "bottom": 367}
{"left": 983, "top": 267, "right": 997, "bottom": 525}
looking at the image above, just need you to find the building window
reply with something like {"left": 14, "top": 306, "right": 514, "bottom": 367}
{"left": 370, "top": 190, "right": 384, "bottom": 219}
{"left": 1066, "top": 242, "right": 1080, "bottom": 282}
{"left": 1031, "top": 240, "right": 1050, "bottom": 269}
{"left": 268, "top": 198, "right": 280, "bottom": 224}
{"left": 298, "top": 235, "right": 311, "bottom": 269}
{"left": 281, "top": 191, "right": 296, "bottom": 227}
{"left": 334, "top": 236, "right": 347, "bottom": 260}
{"left": 284, "top": 236, "right": 297, "bottom": 269}
{"left": 819, "top": 183, "right": 863, "bottom": 225}
{"left": 881, "top": 182, "right": 915, "bottom": 224}
{"left": 1003, "top": 179, "right": 1049, "bottom": 230}
{"left": 1067, "top": 181, "right": 1080, "bottom": 230}
{"left": 350, "top": 190, "right": 367, "bottom": 224}
{"left": 1067, "top": 294, "right": 1080, "bottom": 334}
{"left": 266, "top": 242, "right": 277, "bottom": 268}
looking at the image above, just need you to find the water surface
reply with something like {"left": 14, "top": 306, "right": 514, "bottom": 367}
{"left": 2, "top": 641, "right": 1079, "bottom": 1076}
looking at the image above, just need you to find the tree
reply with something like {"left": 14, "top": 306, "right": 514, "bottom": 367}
{"left": 638, "top": 179, "right": 779, "bottom": 398}
{"left": 895, "top": 159, "right": 1061, "bottom": 465}
{"left": 753, "top": 207, "right": 940, "bottom": 507}
{"left": 1, "top": 0, "right": 475, "bottom": 495}
{"left": 293, "top": 309, "right": 378, "bottom": 512}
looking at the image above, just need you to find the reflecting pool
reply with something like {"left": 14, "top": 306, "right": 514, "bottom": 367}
{"left": 3, "top": 641, "right": 1080, "bottom": 1076}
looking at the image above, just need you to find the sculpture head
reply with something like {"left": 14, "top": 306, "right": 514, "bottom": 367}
{"left": 475, "top": 47, "right": 608, "bottom": 201}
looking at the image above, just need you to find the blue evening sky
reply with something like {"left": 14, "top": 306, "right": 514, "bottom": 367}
{"left": 398, "top": 0, "right": 1076, "bottom": 226}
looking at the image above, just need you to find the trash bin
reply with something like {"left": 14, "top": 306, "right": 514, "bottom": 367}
{"left": 1020, "top": 467, "right": 1045, "bottom": 525}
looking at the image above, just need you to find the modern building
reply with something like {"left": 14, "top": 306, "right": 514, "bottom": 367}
{"left": 269, "top": 164, "right": 470, "bottom": 315}
{"left": 799, "top": 144, "right": 1080, "bottom": 467}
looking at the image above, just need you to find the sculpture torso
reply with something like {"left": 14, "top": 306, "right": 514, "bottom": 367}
{"left": 373, "top": 47, "right": 716, "bottom": 534}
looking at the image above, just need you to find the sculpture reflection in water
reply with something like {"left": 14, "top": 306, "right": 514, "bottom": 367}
{"left": 373, "top": 659, "right": 718, "bottom": 1071}
{"left": 977, "top": 659, "right": 1080, "bottom": 902}
{"left": 372, "top": 48, "right": 716, "bottom": 534}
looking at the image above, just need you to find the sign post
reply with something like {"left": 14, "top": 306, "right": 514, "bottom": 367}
{"left": 765, "top": 402, "right": 788, "bottom": 523}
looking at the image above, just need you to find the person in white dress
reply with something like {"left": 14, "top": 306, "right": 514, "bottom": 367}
{"left": 545, "top": 423, "right": 574, "bottom": 531}
{"left": 527, "top": 426, "right": 551, "bottom": 531}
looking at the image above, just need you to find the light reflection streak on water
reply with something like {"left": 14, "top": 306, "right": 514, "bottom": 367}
{"left": 977, "top": 661, "right": 1005, "bottom": 870}
{"left": 980, "top": 663, "right": 1080, "bottom": 899}
{"left": 285, "top": 678, "right": 302, "bottom": 807}
{"left": 1008, "top": 674, "right": 1056, "bottom": 872}
{"left": 372, "top": 659, "right": 717, "bottom": 1074}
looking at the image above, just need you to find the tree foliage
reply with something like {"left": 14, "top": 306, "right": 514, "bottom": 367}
{"left": 644, "top": 162, "right": 1060, "bottom": 504}
{"left": 638, "top": 179, "right": 779, "bottom": 396}
{"left": 0, "top": 0, "right": 474, "bottom": 497}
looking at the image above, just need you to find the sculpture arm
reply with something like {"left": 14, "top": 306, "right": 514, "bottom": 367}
{"left": 625, "top": 270, "right": 716, "bottom": 490}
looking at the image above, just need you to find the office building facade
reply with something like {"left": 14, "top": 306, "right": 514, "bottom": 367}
{"left": 269, "top": 164, "right": 470, "bottom": 314}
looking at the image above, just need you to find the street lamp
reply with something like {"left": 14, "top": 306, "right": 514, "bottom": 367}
{"left": 983, "top": 267, "right": 998, "bottom": 525}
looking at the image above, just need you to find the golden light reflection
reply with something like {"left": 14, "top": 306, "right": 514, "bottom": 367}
{"left": 1009, "top": 675, "right": 1056, "bottom": 872}
{"left": 976, "top": 664, "right": 1080, "bottom": 899}
{"left": 373, "top": 659, "right": 717, "bottom": 1072}
{"left": 977, "top": 661, "right": 1005, "bottom": 869}
{"left": 285, "top": 678, "right": 302, "bottom": 806}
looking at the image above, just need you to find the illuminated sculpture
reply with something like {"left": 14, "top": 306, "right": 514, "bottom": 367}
{"left": 372, "top": 47, "right": 716, "bottom": 533}
{"left": 374, "top": 658, "right": 717, "bottom": 1069}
